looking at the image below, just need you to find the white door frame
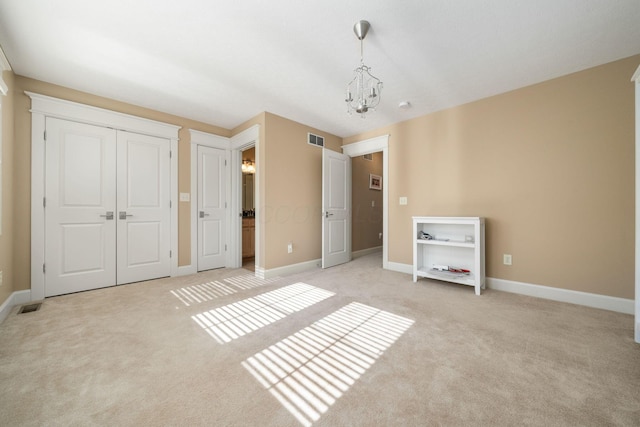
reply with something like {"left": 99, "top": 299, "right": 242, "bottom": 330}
{"left": 632, "top": 65, "right": 640, "bottom": 344}
{"left": 28, "top": 92, "right": 180, "bottom": 301}
{"left": 187, "top": 125, "right": 260, "bottom": 275}
{"left": 231, "top": 126, "right": 260, "bottom": 274}
{"left": 342, "top": 134, "right": 389, "bottom": 270}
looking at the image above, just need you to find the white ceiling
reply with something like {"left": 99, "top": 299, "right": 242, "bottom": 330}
{"left": 1, "top": 0, "right": 639, "bottom": 138}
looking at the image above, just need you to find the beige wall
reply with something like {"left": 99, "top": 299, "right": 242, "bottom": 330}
{"left": 352, "top": 152, "right": 383, "bottom": 251}
{"left": 10, "top": 76, "right": 230, "bottom": 292}
{"left": 345, "top": 55, "right": 639, "bottom": 299}
{"left": 258, "top": 113, "right": 342, "bottom": 270}
{"left": 0, "top": 69, "right": 15, "bottom": 306}
{"left": 2, "top": 54, "right": 637, "bottom": 306}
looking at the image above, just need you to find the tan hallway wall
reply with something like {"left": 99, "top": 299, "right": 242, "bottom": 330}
{"left": 352, "top": 152, "right": 383, "bottom": 252}
{"left": 344, "top": 54, "right": 640, "bottom": 300}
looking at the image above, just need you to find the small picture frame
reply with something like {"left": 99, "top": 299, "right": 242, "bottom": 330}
{"left": 369, "top": 174, "right": 382, "bottom": 191}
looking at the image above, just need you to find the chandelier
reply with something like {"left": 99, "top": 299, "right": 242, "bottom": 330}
{"left": 242, "top": 160, "right": 255, "bottom": 174}
{"left": 345, "top": 20, "right": 383, "bottom": 117}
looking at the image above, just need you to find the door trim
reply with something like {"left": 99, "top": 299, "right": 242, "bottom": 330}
{"left": 186, "top": 126, "right": 260, "bottom": 275}
{"left": 28, "top": 92, "right": 181, "bottom": 301}
{"left": 342, "top": 134, "right": 389, "bottom": 270}
{"left": 230, "top": 126, "right": 260, "bottom": 273}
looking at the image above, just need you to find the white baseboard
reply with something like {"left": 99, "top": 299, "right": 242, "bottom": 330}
{"left": 0, "top": 290, "right": 32, "bottom": 324}
{"left": 486, "top": 277, "right": 633, "bottom": 315}
{"left": 176, "top": 264, "right": 197, "bottom": 277}
{"left": 382, "top": 262, "right": 633, "bottom": 315}
{"left": 352, "top": 246, "right": 382, "bottom": 259}
{"left": 261, "top": 248, "right": 381, "bottom": 279}
{"left": 387, "top": 262, "right": 413, "bottom": 275}
{"left": 261, "top": 259, "right": 321, "bottom": 279}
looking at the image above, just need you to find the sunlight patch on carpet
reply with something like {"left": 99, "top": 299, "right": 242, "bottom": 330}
{"left": 242, "top": 302, "right": 414, "bottom": 427}
{"left": 171, "top": 274, "right": 281, "bottom": 306}
{"left": 224, "top": 273, "right": 281, "bottom": 290}
{"left": 192, "top": 283, "right": 335, "bottom": 343}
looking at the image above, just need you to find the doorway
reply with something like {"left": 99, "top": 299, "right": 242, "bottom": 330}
{"left": 351, "top": 151, "right": 384, "bottom": 263}
{"left": 341, "top": 135, "right": 390, "bottom": 270}
{"left": 241, "top": 147, "right": 256, "bottom": 271}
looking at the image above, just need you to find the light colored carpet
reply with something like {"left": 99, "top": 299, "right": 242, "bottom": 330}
{"left": 0, "top": 252, "right": 638, "bottom": 426}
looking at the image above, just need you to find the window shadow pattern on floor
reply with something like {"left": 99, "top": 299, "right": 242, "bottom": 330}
{"left": 192, "top": 283, "right": 335, "bottom": 344}
{"left": 171, "top": 274, "right": 281, "bottom": 306}
{"left": 242, "top": 302, "right": 414, "bottom": 427}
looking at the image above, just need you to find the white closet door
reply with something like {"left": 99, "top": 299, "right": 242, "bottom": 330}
{"left": 197, "top": 145, "right": 227, "bottom": 271}
{"left": 116, "top": 131, "right": 171, "bottom": 285}
{"left": 44, "top": 118, "right": 117, "bottom": 297}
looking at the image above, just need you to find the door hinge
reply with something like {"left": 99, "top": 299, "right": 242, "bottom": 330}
{"left": 225, "top": 159, "right": 227, "bottom": 166}
{"left": 169, "top": 200, "right": 172, "bottom": 208}
{"left": 225, "top": 244, "right": 227, "bottom": 251}
{"left": 169, "top": 151, "right": 172, "bottom": 158}
{"left": 225, "top": 202, "right": 227, "bottom": 208}
{"left": 43, "top": 263, "right": 46, "bottom": 274}
{"left": 169, "top": 250, "right": 172, "bottom": 258}
{"left": 43, "top": 197, "right": 46, "bottom": 208}
{"left": 44, "top": 130, "right": 46, "bottom": 141}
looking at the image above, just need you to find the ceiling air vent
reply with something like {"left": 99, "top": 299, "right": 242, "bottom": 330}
{"left": 308, "top": 133, "right": 324, "bottom": 147}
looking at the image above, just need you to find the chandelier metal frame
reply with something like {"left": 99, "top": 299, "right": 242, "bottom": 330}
{"left": 345, "top": 20, "right": 383, "bottom": 117}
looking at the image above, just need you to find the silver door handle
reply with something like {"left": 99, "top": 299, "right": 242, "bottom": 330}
{"left": 100, "top": 211, "right": 114, "bottom": 220}
{"left": 199, "top": 211, "right": 210, "bottom": 218}
{"left": 119, "top": 211, "right": 133, "bottom": 220}
{"left": 325, "top": 211, "right": 333, "bottom": 218}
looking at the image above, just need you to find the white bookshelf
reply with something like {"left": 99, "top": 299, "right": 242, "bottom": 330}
{"left": 412, "top": 216, "right": 485, "bottom": 295}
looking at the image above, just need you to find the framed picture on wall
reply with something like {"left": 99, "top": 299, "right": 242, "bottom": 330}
{"left": 369, "top": 174, "right": 382, "bottom": 190}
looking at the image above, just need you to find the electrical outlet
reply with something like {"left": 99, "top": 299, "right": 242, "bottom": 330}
{"left": 378, "top": 232, "right": 382, "bottom": 240}
{"left": 371, "top": 200, "right": 375, "bottom": 207}
{"left": 0, "top": 270, "right": 3, "bottom": 287}
{"left": 287, "top": 243, "right": 293, "bottom": 254}
{"left": 503, "top": 254, "right": 512, "bottom": 265}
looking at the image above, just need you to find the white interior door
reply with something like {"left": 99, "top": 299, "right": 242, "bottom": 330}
{"left": 322, "top": 148, "right": 351, "bottom": 268}
{"left": 44, "top": 118, "right": 117, "bottom": 296}
{"left": 116, "top": 131, "right": 171, "bottom": 285}
{"left": 198, "top": 145, "right": 227, "bottom": 271}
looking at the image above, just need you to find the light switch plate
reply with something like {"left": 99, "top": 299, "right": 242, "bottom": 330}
{"left": 179, "top": 193, "right": 190, "bottom": 202}
{"left": 399, "top": 197, "right": 408, "bottom": 205}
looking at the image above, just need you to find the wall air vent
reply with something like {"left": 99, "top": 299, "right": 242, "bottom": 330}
{"left": 308, "top": 133, "right": 324, "bottom": 147}
{"left": 363, "top": 153, "right": 373, "bottom": 161}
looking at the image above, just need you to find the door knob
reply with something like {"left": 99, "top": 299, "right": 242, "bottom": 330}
{"left": 119, "top": 211, "right": 133, "bottom": 220}
{"left": 325, "top": 211, "right": 334, "bottom": 218}
{"left": 100, "top": 211, "right": 114, "bottom": 220}
{"left": 199, "top": 211, "right": 210, "bottom": 218}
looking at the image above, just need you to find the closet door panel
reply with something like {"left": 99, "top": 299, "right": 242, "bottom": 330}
{"left": 44, "top": 118, "right": 117, "bottom": 296}
{"left": 116, "top": 131, "right": 171, "bottom": 284}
